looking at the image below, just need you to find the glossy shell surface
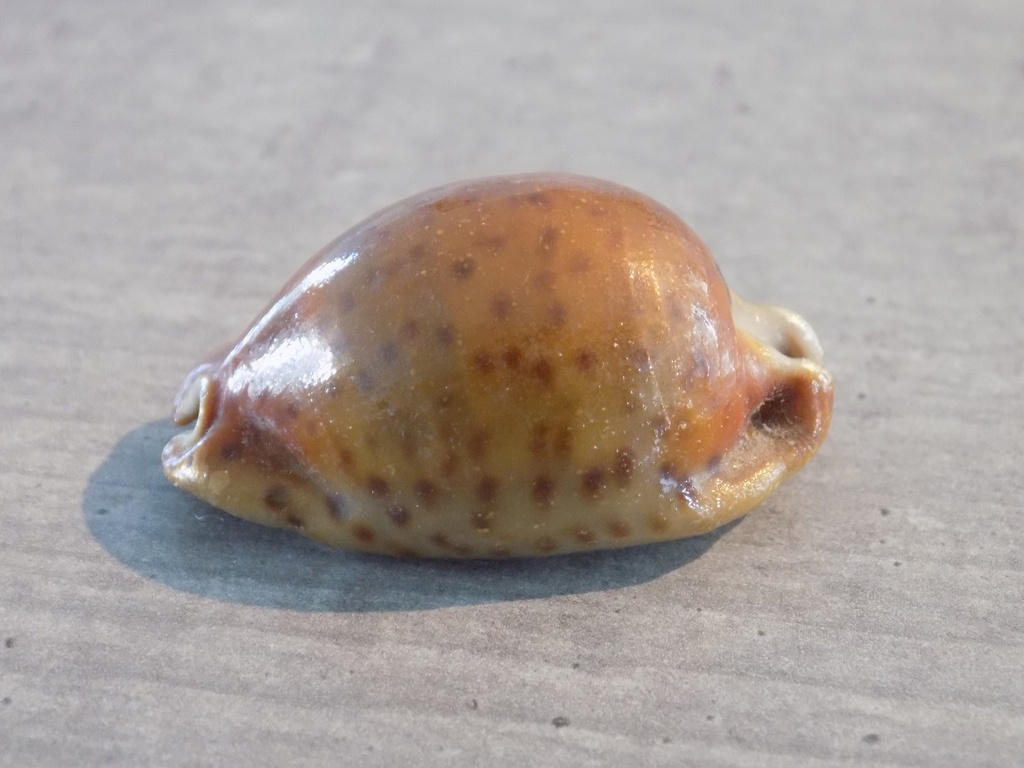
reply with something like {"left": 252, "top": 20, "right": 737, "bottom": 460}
{"left": 163, "top": 174, "right": 833, "bottom": 558}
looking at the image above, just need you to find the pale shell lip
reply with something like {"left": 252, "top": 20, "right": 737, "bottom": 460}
{"left": 730, "top": 292, "right": 825, "bottom": 367}
{"left": 171, "top": 362, "right": 216, "bottom": 425}
{"left": 162, "top": 374, "right": 217, "bottom": 481}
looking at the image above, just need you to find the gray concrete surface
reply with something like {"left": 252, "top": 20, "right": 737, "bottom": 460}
{"left": 2, "top": 1, "right": 1023, "bottom": 766}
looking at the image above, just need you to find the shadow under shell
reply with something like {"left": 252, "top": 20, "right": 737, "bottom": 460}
{"left": 84, "top": 421, "right": 735, "bottom": 612}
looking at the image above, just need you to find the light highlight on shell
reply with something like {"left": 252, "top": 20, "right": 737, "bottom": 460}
{"left": 163, "top": 174, "right": 833, "bottom": 558}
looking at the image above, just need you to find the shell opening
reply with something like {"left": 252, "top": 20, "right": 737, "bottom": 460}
{"left": 750, "top": 382, "right": 800, "bottom": 434}
{"left": 730, "top": 292, "right": 833, "bottom": 460}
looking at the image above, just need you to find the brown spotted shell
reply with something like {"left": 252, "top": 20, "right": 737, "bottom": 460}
{"left": 162, "top": 174, "right": 833, "bottom": 558}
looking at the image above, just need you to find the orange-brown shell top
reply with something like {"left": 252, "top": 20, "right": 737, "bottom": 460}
{"left": 163, "top": 174, "right": 832, "bottom": 558}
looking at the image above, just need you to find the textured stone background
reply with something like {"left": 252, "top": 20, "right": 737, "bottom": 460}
{"left": 2, "top": 1, "right": 1022, "bottom": 766}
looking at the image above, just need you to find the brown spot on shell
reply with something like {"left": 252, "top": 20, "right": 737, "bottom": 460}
{"left": 452, "top": 256, "right": 477, "bottom": 280}
{"left": 415, "top": 479, "right": 439, "bottom": 507}
{"left": 388, "top": 543, "right": 419, "bottom": 559}
{"left": 531, "top": 269, "right": 555, "bottom": 290}
{"left": 264, "top": 485, "right": 288, "bottom": 512}
{"left": 693, "top": 353, "right": 713, "bottom": 381}
{"left": 539, "top": 225, "right": 558, "bottom": 252}
{"left": 338, "top": 448, "right": 356, "bottom": 474}
{"left": 476, "top": 476, "right": 500, "bottom": 505}
{"left": 532, "top": 474, "right": 555, "bottom": 505}
{"left": 468, "top": 428, "right": 492, "bottom": 460}
{"left": 366, "top": 476, "right": 390, "bottom": 498}
{"left": 553, "top": 424, "right": 573, "bottom": 457}
{"left": 285, "top": 513, "right": 304, "bottom": 529}
{"left": 648, "top": 514, "right": 669, "bottom": 533}
{"left": 220, "top": 443, "right": 241, "bottom": 461}
{"left": 502, "top": 346, "right": 523, "bottom": 370}
{"left": 363, "top": 267, "right": 382, "bottom": 291}
{"left": 667, "top": 296, "right": 686, "bottom": 321}
{"left": 352, "top": 522, "right": 376, "bottom": 543}
{"left": 491, "top": 293, "right": 513, "bottom": 320}
{"left": 339, "top": 291, "right": 356, "bottom": 314}
{"left": 431, "top": 532, "right": 471, "bottom": 557}
{"left": 607, "top": 519, "right": 631, "bottom": 538}
{"left": 440, "top": 449, "right": 459, "bottom": 477}
{"left": 546, "top": 301, "right": 568, "bottom": 327}
{"left": 432, "top": 194, "right": 478, "bottom": 214}
{"left": 527, "top": 191, "right": 553, "bottom": 209}
{"left": 631, "top": 347, "right": 651, "bottom": 368}
{"left": 399, "top": 318, "right": 420, "bottom": 340}
{"left": 473, "top": 351, "right": 495, "bottom": 374}
{"left": 581, "top": 467, "right": 606, "bottom": 499}
{"left": 569, "top": 251, "right": 591, "bottom": 273}
{"left": 387, "top": 503, "right": 410, "bottom": 526}
{"left": 575, "top": 528, "right": 596, "bottom": 545}
{"left": 353, "top": 370, "right": 376, "bottom": 394}
{"left": 436, "top": 324, "right": 456, "bottom": 347}
{"left": 476, "top": 234, "right": 507, "bottom": 251}
{"left": 408, "top": 243, "right": 428, "bottom": 262}
{"left": 531, "top": 357, "right": 555, "bottom": 386}
{"left": 536, "top": 536, "right": 558, "bottom": 553}
{"left": 574, "top": 349, "right": 596, "bottom": 372}
{"left": 326, "top": 493, "right": 349, "bottom": 520}
{"left": 473, "top": 509, "right": 494, "bottom": 531}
